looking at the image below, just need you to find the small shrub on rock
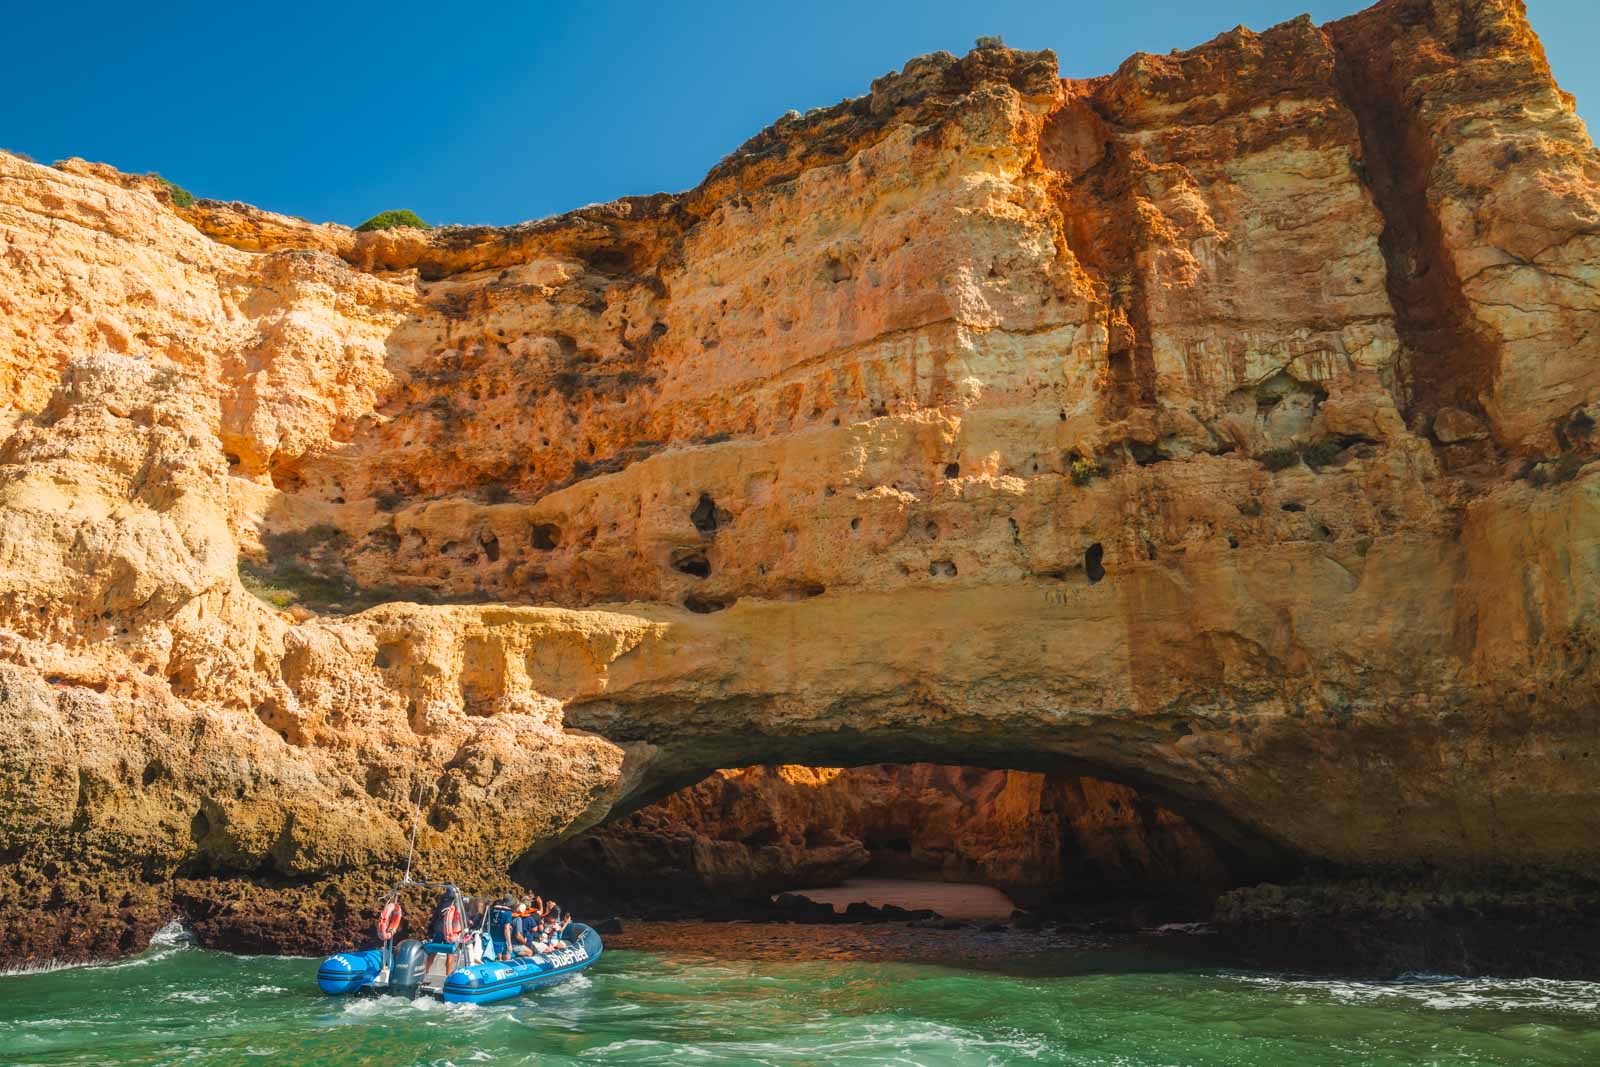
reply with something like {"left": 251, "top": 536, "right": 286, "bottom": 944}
{"left": 1260, "top": 447, "right": 1301, "bottom": 472}
{"left": 356, "top": 209, "right": 431, "bottom": 232}
{"left": 155, "top": 176, "right": 195, "bottom": 209}
{"left": 239, "top": 567, "right": 296, "bottom": 608}
{"left": 1300, "top": 439, "right": 1342, "bottom": 471}
{"left": 1070, "top": 456, "right": 1103, "bottom": 486}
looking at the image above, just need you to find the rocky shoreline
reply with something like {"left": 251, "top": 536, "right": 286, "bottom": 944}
{"left": 11, "top": 865, "right": 1600, "bottom": 980}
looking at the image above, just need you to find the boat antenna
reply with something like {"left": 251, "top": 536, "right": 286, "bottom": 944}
{"left": 401, "top": 776, "right": 432, "bottom": 884}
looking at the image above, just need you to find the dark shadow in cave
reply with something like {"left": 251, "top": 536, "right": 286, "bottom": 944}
{"left": 515, "top": 763, "right": 1286, "bottom": 928}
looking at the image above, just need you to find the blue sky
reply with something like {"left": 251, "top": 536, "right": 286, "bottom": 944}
{"left": 5, "top": 1, "right": 1594, "bottom": 228}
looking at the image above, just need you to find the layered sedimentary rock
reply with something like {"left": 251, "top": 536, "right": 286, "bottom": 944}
{"left": 1, "top": 0, "right": 1598, "bottom": 960}
{"left": 535, "top": 764, "right": 1230, "bottom": 909}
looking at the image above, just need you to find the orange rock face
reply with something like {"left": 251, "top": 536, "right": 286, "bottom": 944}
{"left": 0, "top": 0, "right": 1598, "bottom": 958}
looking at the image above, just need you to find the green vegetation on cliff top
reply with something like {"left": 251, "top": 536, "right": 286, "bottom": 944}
{"left": 355, "top": 209, "right": 431, "bottom": 232}
{"left": 155, "top": 176, "right": 195, "bottom": 209}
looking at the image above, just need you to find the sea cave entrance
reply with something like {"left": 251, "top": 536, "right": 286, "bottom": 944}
{"left": 520, "top": 764, "right": 1264, "bottom": 928}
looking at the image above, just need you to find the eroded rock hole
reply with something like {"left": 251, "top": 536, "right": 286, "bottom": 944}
{"left": 530, "top": 524, "right": 561, "bottom": 551}
{"left": 671, "top": 550, "right": 712, "bottom": 579}
{"left": 1085, "top": 543, "right": 1105, "bottom": 584}
{"left": 691, "top": 492, "right": 731, "bottom": 536}
{"left": 526, "top": 764, "right": 1257, "bottom": 928}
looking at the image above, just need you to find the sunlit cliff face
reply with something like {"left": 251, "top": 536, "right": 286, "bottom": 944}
{"left": 3, "top": 0, "right": 1600, "bottom": 961}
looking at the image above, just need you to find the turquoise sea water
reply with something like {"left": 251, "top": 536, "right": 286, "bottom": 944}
{"left": 4, "top": 924, "right": 1599, "bottom": 1066}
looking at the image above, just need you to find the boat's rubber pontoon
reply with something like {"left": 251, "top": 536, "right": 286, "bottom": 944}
{"left": 315, "top": 879, "right": 602, "bottom": 1003}
{"left": 440, "top": 925, "right": 602, "bottom": 1004}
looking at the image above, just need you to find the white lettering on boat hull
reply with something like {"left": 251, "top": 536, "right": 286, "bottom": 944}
{"left": 533, "top": 945, "right": 589, "bottom": 969}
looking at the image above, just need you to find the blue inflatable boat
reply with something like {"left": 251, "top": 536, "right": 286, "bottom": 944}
{"left": 316, "top": 879, "right": 602, "bottom": 1004}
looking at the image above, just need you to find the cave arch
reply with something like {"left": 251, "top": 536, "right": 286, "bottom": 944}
{"left": 553, "top": 668, "right": 1299, "bottom": 887}
{"left": 519, "top": 759, "right": 1281, "bottom": 924}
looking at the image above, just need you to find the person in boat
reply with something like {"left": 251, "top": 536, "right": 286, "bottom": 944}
{"left": 538, "top": 901, "right": 567, "bottom": 947}
{"left": 538, "top": 912, "right": 571, "bottom": 951}
{"left": 489, "top": 894, "right": 519, "bottom": 961}
{"left": 423, "top": 888, "right": 465, "bottom": 978}
{"left": 508, "top": 903, "right": 538, "bottom": 958}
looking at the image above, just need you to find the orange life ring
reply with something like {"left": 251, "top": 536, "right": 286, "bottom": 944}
{"left": 442, "top": 904, "right": 463, "bottom": 943}
{"left": 377, "top": 900, "right": 403, "bottom": 941}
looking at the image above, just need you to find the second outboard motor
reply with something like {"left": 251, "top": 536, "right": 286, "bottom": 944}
{"left": 388, "top": 938, "right": 427, "bottom": 997}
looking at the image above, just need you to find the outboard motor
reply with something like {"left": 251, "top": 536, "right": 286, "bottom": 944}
{"left": 388, "top": 938, "right": 427, "bottom": 998}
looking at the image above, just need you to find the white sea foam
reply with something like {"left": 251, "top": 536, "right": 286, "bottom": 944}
{"left": 578, "top": 1039, "right": 674, "bottom": 1057}
{"left": 1226, "top": 971, "right": 1600, "bottom": 1014}
{"left": 0, "top": 958, "right": 82, "bottom": 977}
{"left": 148, "top": 919, "right": 194, "bottom": 947}
{"left": 536, "top": 973, "right": 594, "bottom": 996}
{"left": 329, "top": 991, "right": 487, "bottom": 1026}
{"left": 0, "top": 920, "right": 195, "bottom": 978}
{"left": 577, "top": 1018, "right": 1046, "bottom": 1064}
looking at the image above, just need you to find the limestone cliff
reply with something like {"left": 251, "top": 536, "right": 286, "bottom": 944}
{"left": 1, "top": 0, "right": 1599, "bottom": 961}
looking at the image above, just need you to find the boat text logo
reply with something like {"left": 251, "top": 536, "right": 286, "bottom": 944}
{"left": 538, "top": 944, "right": 589, "bottom": 968}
